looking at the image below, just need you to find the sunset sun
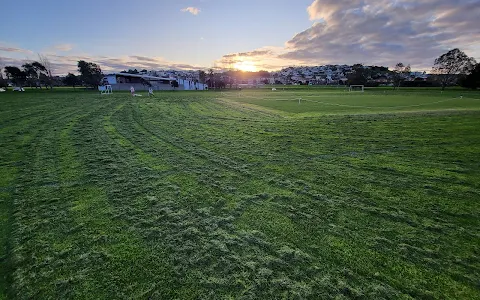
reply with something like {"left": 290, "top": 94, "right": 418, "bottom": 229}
{"left": 234, "top": 60, "right": 258, "bottom": 72}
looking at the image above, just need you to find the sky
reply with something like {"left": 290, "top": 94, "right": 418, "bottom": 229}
{"left": 1, "top": 0, "right": 479, "bottom": 75}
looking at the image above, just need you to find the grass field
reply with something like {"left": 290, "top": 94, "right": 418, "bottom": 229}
{"left": 1, "top": 87, "right": 479, "bottom": 299}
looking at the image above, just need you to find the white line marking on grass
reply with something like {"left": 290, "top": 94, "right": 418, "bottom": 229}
{"left": 299, "top": 97, "right": 464, "bottom": 109}
{"left": 221, "top": 91, "right": 480, "bottom": 109}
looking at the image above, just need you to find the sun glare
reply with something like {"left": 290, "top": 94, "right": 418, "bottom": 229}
{"left": 234, "top": 60, "right": 258, "bottom": 72}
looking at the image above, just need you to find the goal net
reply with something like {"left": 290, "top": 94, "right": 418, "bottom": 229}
{"left": 100, "top": 85, "right": 113, "bottom": 95}
{"left": 349, "top": 85, "right": 364, "bottom": 92}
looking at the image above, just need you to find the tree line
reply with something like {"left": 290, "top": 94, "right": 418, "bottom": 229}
{"left": 64, "top": 61, "right": 103, "bottom": 89}
{"left": 1, "top": 58, "right": 103, "bottom": 90}
{"left": 0, "top": 55, "right": 55, "bottom": 89}
{"left": 347, "top": 48, "right": 479, "bottom": 90}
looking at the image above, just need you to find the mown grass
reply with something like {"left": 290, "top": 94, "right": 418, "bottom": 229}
{"left": 223, "top": 87, "right": 480, "bottom": 115}
{"left": 0, "top": 87, "right": 479, "bottom": 299}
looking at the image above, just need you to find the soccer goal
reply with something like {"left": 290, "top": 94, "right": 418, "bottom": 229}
{"left": 349, "top": 85, "right": 364, "bottom": 92}
{"left": 100, "top": 85, "right": 113, "bottom": 95}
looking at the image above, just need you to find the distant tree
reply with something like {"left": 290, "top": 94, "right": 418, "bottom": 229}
{"left": 460, "top": 63, "right": 480, "bottom": 89}
{"left": 63, "top": 73, "right": 80, "bottom": 89}
{"left": 208, "top": 68, "right": 215, "bottom": 89}
{"left": 4, "top": 66, "right": 26, "bottom": 87}
{"left": 227, "top": 77, "right": 234, "bottom": 89}
{"left": 22, "top": 63, "right": 37, "bottom": 88}
{"left": 258, "top": 70, "right": 270, "bottom": 78}
{"left": 216, "top": 78, "right": 225, "bottom": 89}
{"left": 0, "top": 59, "right": 7, "bottom": 88}
{"left": 347, "top": 64, "right": 370, "bottom": 85}
{"left": 0, "top": 73, "right": 6, "bottom": 88}
{"left": 77, "top": 60, "right": 103, "bottom": 88}
{"left": 371, "top": 66, "right": 389, "bottom": 72}
{"left": 140, "top": 69, "right": 148, "bottom": 73}
{"left": 392, "top": 62, "right": 411, "bottom": 90}
{"left": 198, "top": 70, "right": 206, "bottom": 84}
{"left": 121, "top": 69, "right": 139, "bottom": 74}
{"left": 22, "top": 61, "right": 47, "bottom": 88}
{"left": 432, "top": 48, "right": 476, "bottom": 90}
{"left": 171, "top": 80, "right": 179, "bottom": 90}
{"left": 140, "top": 78, "right": 152, "bottom": 87}
{"left": 38, "top": 54, "right": 54, "bottom": 89}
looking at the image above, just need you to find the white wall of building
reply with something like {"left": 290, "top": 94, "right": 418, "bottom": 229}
{"left": 178, "top": 79, "right": 208, "bottom": 90}
{"left": 105, "top": 75, "right": 117, "bottom": 84}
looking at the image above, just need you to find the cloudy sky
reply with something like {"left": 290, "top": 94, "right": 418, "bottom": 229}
{"left": 1, "top": 0, "right": 479, "bottom": 74}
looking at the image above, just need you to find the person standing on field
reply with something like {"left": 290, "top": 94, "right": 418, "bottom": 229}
{"left": 148, "top": 87, "right": 154, "bottom": 97}
{"left": 130, "top": 86, "right": 135, "bottom": 96}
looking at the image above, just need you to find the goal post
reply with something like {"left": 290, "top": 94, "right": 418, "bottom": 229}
{"left": 100, "top": 85, "right": 113, "bottom": 95}
{"left": 349, "top": 85, "right": 364, "bottom": 92}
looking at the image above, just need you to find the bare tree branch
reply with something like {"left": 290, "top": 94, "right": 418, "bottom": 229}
{"left": 38, "top": 53, "right": 54, "bottom": 89}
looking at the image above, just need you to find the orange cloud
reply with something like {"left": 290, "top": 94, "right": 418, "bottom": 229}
{"left": 54, "top": 44, "right": 74, "bottom": 52}
{"left": 181, "top": 7, "right": 201, "bottom": 15}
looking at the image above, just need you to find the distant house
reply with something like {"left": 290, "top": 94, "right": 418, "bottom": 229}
{"left": 374, "top": 76, "right": 389, "bottom": 83}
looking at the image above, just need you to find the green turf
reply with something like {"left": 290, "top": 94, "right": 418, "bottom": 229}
{"left": 220, "top": 87, "right": 480, "bottom": 115}
{"left": 0, "top": 87, "right": 479, "bottom": 299}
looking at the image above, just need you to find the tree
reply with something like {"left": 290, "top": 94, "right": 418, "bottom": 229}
{"left": 0, "top": 59, "right": 7, "bottom": 89}
{"left": 22, "top": 61, "right": 47, "bottom": 88}
{"left": 4, "top": 66, "right": 26, "bottom": 87}
{"left": 140, "top": 77, "right": 152, "bottom": 87}
{"left": 171, "top": 80, "right": 179, "bottom": 90}
{"left": 432, "top": 48, "right": 476, "bottom": 90}
{"left": 22, "top": 63, "right": 37, "bottom": 88}
{"left": 123, "top": 69, "right": 139, "bottom": 74}
{"left": 0, "top": 77, "right": 6, "bottom": 88}
{"left": 460, "top": 63, "right": 480, "bottom": 90}
{"left": 216, "top": 76, "right": 225, "bottom": 89}
{"left": 0, "top": 74, "right": 6, "bottom": 89}
{"left": 38, "top": 54, "right": 54, "bottom": 89}
{"left": 347, "top": 64, "right": 371, "bottom": 85}
{"left": 198, "top": 70, "right": 206, "bottom": 84}
{"left": 63, "top": 73, "right": 80, "bottom": 89}
{"left": 77, "top": 60, "right": 103, "bottom": 88}
{"left": 392, "top": 62, "right": 411, "bottom": 89}
{"left": 207, "top": 69, "right": 216, "bottom": 89}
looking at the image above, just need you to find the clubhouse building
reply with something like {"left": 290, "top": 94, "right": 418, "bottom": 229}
{"left": 99, "top": 73, "right": 208, "bottom": 91}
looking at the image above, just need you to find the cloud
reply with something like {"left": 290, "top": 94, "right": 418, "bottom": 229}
{"left": 307, "top": 0, "right": 364, "bottom": 22}
{"left": 3, "top": 1, "right": 479, "bottom": 74}
{"left": 214, "top": 0, "right": 480, "bottom": 71}
{"left": 216, "top": 47, "right": 294, "bottom": 71}
{"left": 283, "top": 0, "right": 480, "bottom": 69}
{"left": 130, "top": 55, "right": 159, "bottom": 62}
{"left": 181, "top": 7, "right": 201, "bottom": 15}
{"left": 0, "top": 46, "right": 33, "bottom": 54}
{"left": 54, "top": 44, "right": 74, "bottom": 52}
{"left": 237, "top": 50, "right": 273, "bottom": 57}
{"left": 1, "top": 51, "right": 206, "bottom": 75}
{"left": 220, "top": 50, "right": 273, "bottom": 62}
